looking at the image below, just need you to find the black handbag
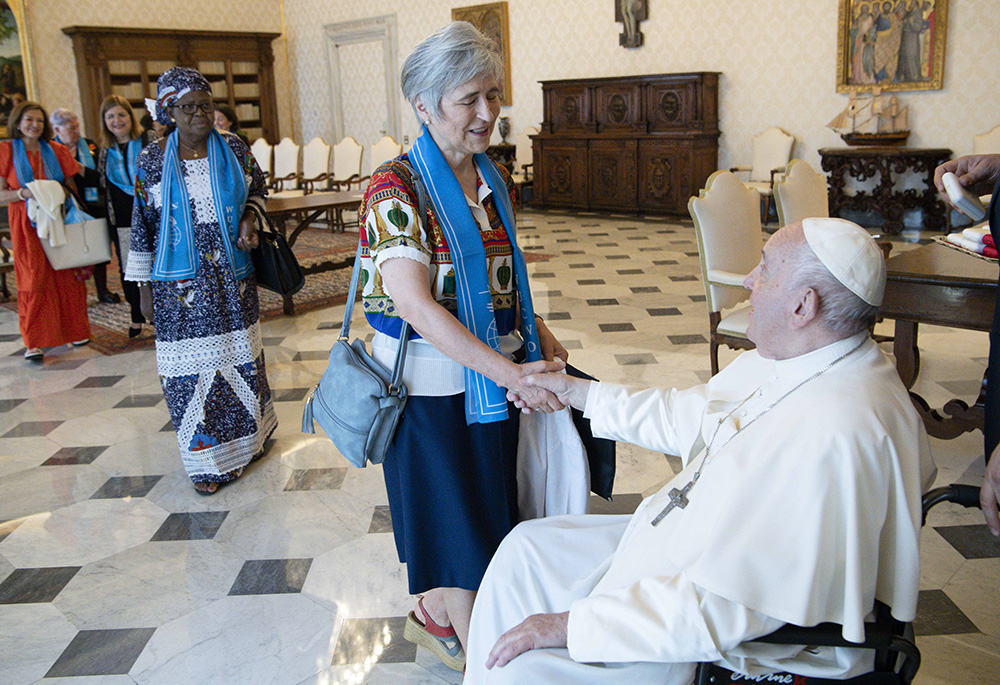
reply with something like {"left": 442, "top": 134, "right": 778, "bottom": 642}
{"left": 247, "top": 202, "right": 305, "bottom": 296}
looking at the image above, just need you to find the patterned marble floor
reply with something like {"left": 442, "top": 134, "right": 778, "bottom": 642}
{"left": 1, "top": 210, "right": 998, "bottom": 684}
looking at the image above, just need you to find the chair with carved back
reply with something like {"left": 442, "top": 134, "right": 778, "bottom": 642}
{"left": 324, "top": 136, "right": 365, "bottom": 232}
{"left": 330, "top": 136, "right": 364, "bottom": 191}
{"left": 511, "top": 125, "right": 538, "bottom": 207}
{"left": 353, "top": 137, "right": 403, "bottom": 223}
{"left": 299, "top": 137, "right": 332, "bottom": 194}
{"left": 250, "top": 138, "right": 273, "bottom": 186}
{"left": 368, "top": 135, "right": 402, "bottom": 179}
{"left": 688, "top": 170, "right": 761, "bottom": 375}
{"left": 774, "top": 159, "right": 830, "bottom": 228}
{"left": 269, "top": 137, "right": 301, "bottom": 195}
{"left": 730, "top": 127, "right": 795, "bottom": 224}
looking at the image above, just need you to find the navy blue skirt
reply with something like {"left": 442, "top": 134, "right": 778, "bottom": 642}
{"left": 382, "top": 393, "right": 520, "bottom": 594}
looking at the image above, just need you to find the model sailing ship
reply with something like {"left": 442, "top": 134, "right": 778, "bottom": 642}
{"left": 828, "top": 90, "right": 910, "bottom": 146}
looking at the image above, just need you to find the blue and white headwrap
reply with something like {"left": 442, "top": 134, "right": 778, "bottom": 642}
{"left": 145, "top": 67, "right": 211, "bottom": 126}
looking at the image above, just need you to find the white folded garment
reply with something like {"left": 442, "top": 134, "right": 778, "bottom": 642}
{"left": 26, "top": 180, "right": 67, "bottom": 247}
{"left": 947, "top": 232, "right": 985, "bottom": 254}
{"left": 962, "top": 227, "right": 989, "bottom": 244}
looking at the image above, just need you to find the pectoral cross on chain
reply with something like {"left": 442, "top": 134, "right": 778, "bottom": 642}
{"left": 650, "top": 481, "right": 694, "bottom": 527}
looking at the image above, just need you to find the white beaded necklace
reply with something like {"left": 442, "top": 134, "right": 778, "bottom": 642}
{"left": 650, "top": 339, "right": 866, "bottom": 527}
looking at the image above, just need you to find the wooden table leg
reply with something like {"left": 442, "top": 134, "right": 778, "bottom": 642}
{"left": 892, "top": 319, "right": 920, "bottom": 389}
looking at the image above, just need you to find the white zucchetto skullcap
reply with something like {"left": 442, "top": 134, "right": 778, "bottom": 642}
{"left": 801, "top": 217, "right": 886, "bottom": 306}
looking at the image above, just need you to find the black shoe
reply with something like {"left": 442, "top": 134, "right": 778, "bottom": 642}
{"left": 98, "top": 291, "right": 121, "bottom": 304}
{"left": 129, "top": 325, "right": 143, "bottom": 339}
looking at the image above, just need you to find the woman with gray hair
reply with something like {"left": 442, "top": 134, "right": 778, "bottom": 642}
{"left": 355, "top": 21, "right": 566, "bottom": 669}
{"left": 50, "top": 107, "right": 117, "bottom": 303}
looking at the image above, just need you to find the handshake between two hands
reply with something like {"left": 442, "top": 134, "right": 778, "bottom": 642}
{"left": 505, "top": 359, "right": 587, "bottom": 414}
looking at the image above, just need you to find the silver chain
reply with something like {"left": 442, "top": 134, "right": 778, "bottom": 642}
{"left": 650, "top": 339, "right": 866, "bottom": 526}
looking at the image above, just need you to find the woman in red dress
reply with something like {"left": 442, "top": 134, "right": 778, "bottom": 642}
{"left": 0, "top": 101, "right": 90, "bottom": 361}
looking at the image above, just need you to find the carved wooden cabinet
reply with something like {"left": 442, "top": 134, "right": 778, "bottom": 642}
{"left": 62, "top": 26, "right": 281, "bottom": 143}
{"left": 533, "top": 73, "right": 720, "bottom": 214}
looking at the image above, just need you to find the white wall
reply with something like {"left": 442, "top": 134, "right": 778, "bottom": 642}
{"left": 283, "top": 0, "right": 1000, "bottom": 171}
{"left": 24, "top": 0, "right": 999, "bottom": 171}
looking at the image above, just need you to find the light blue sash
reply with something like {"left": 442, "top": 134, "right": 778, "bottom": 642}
{"left": 152, "top": 130, "right": 250, "bottom": 281}
{"left": 74, "top": 139, "right": 98, "bottom": 204}
{"left": 407, "top": 125, "right": 541, "bottom": 425}
{"left": 12, "top": 139, "right": 65, "bottom": 227}
{"left": 12, "top": 139, "right": 64, "bottom": 187}
{"left": 105, "top": 139, "right": 141, "bottom": 197}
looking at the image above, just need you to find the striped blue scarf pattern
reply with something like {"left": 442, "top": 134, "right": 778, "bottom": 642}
{"left": 407, "top": 125, "right": 541, "bottom": 425}
{"left": 151, "top": 130, "right": 250, "bottom": 281}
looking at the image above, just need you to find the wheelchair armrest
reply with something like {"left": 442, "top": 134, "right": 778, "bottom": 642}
{"left": 754, "top": 620, "right": 895, "bottom": 650}
{"left": 735, "top": 620, "right": 920, "bottom": 684}
{"left": 921, "top": 484, "right": 982, "bottom": 525}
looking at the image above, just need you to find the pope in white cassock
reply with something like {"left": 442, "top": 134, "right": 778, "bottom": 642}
{"left": 464, "top": 218, "right": 937, "bottom": 684}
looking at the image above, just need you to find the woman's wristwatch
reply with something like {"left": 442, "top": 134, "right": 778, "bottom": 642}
{"left": 16, "top": 188, "right": 27, "bottom": 200}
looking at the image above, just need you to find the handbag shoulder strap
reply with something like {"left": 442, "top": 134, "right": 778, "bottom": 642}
{"left": 340, "top": 159, "right": 429, "bottom": 385}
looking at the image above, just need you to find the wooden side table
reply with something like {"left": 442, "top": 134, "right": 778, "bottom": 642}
{"left": 819, "top": 147, "right": 952, "bottom": 234}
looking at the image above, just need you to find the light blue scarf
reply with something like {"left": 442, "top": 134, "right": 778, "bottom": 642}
{"left": 73, "top": 139, "right": 98, "bottom": 204}
{"left": 12, "top": 138, "right": 64, "bottom": 187}
{"left": 12, "top": 139, "right": 64, "bottom": 227}
{"left": 408, "top": 125, "right": 541, "bottom": 425}
{"left": 105, "top": 138, "right": 141, "bottom": 197}
{"left": 152, "top": 130, "right": 250, "bottom": 281}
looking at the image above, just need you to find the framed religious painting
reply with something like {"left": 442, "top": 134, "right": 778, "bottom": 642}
{"left": 451, "top": 2, "right": 512, "bottom": 106}
{"left": 836, "top": 0, "right": 948, "bottom": 93}
{"left": 0, "top": 0, "right": 36, "bottom": 138}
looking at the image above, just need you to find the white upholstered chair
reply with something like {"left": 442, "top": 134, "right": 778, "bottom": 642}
{"left": 250, "top": 138, "right": 272, "bottom": 185}
{"left": 511, "top": 125, "right": 538, "bottom": 206}
{"left": 269, "top": 137, "right": 300, "bottom": 194}
{"left": 730, "top": 127, "right": 795, "bottom": 224}
{"left": 298, "top": 137, "right": 332, "bottom": 194}
{"left": 327, "top": 136, "right": 365, "bottom": 232}
{"left": 368, "top": 135, "right": 402, "bottom": 177}
{"left": 330, "top": 136, "right": 364, "bottom": 191}
{"left": 688, "top": 170, "right": 762, "bottom": 375}
{"left": 973, "top": 124, "right": 1000, "bottom": 154}
{"left": 774, "top": 159, "right": 829, "bottom": 228}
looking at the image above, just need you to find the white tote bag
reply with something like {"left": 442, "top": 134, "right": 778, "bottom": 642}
{"left": 40, "top": 195, "right": 111, "bottom": 270}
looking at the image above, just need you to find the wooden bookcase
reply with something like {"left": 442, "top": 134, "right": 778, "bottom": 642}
{"left": 62, "top": 26, "right": 281, "bottom": 143}
{"left": 532, "top": 72, "right": 720, "bottom": 215}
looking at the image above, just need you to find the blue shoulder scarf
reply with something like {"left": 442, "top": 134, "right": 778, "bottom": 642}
{"left": 74, "top": 139, "right": 98, "bottom": 204}
{"left": 408, "top": 125, "right": 541, "bottom": 425}
{"left": 105, "top": 138, "right": 141, "bottom": 197}
{"left": 152, "top": 130, "right": 250, "bottom": 281}
{"left": 12, "top": 138, "right": 65, "bottom": 187}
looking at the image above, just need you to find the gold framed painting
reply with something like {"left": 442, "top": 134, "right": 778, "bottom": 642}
{"left": 0, "top": 0, "right": 37, "bottom": 138}
{"left": 452, "top": 2, "right": 512, "bottom": 106}
{"left": 836, "top": 0, "right": 948, "bottom": 93}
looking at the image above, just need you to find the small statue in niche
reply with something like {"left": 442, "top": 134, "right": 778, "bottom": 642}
{"left": 616, "top": 0, "right": 646, "bottom": 48}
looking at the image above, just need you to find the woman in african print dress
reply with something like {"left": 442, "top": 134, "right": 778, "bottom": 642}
{"left": 124, "top": 67, "right": 276, "bottom": 495}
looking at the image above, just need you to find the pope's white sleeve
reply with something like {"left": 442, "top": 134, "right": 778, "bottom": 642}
{"left": 584, "top": 382, "right": 711, "bottom": 459}
{"left": 566, "top": 573, "right": 784, "bottom": 664}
